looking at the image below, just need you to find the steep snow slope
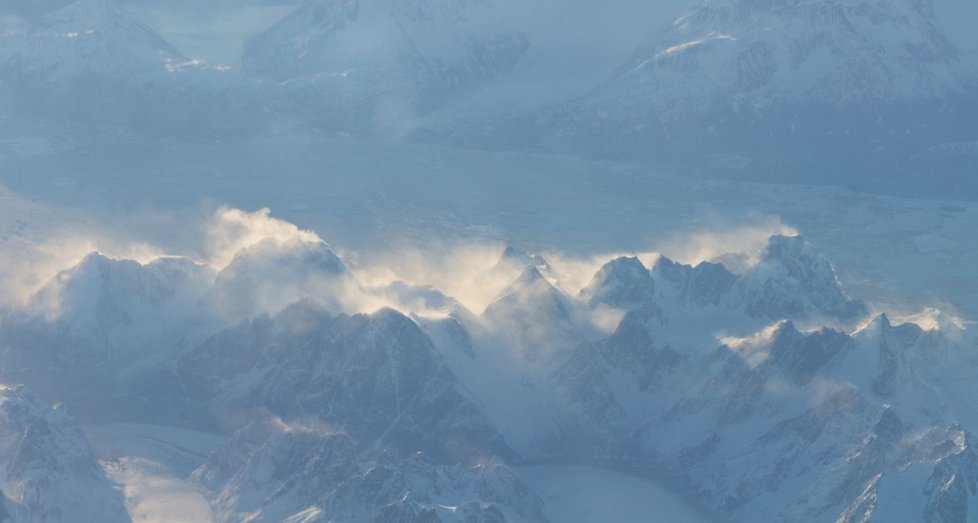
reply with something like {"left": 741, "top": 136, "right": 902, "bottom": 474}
{"left": 421, "top": 236, "right": 977, "bottom": 520}
{"left": 15, "top": 252, "right": 215, "bottom": 355}
{"left": 0, "top": 236, "right": 367, "bottom": 423}
{"left": 0, "top": 252, "right": 217, "bottom": 406}
{"left": 177, "top": 301, "right": 514, "bottom": 464}
{"left": 0, "top": 386, "right": 130, "bottom": 523}
{"left": 193, "top": 419, "right": 545, "bottom": 523}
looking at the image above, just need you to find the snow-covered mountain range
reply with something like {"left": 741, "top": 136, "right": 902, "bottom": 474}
{"left": 2, "top": 0, "right": 975, "bottom": 192}
{"left": 0, "top": 0, "right": 266, "bottom": 133}
{"left": 240, "top": 0, "right": 530, "bottom": 137}
{"left": 1, "top": 0, "right": 977, "bottom": 520}
{"left": 503, "top": 0, "right": 978, "bottom": 169}
{"left": 0, "top": 211, "right": 975, "bottom": 521}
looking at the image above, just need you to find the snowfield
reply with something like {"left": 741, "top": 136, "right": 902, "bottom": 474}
{"left": 85, "top": 423, "right": 225, "bottom": 523}
{"left": 518, "top": 464, "right": 713, "bottom": 523}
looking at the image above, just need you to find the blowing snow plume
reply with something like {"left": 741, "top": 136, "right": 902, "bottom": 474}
{"left": 0, "top": 204, "right": 975, "bottom": 523}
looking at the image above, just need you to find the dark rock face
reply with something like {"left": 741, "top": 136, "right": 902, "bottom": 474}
{"left": 194, "top": 418, "right": 546, "bottom": 523}
{"left": 1, "top": 231, "right": 972, "bottom": 522}
{"left": 647, "top": 235, "right": 866, "bottom": 323}
{"left": 599, "top": 309, "right": 682, "bottom": 393}
{"left": 179, "top": 302, "right": 514, "bottom": 464}
{"left": 744, "top": 235, "right": 867, "bottom": 322}
{"left": 483, "top": 266, "right": 583, "bottom": 362}
{"left": 923, "top": 428, "right": 978, "bottom": 523}
{"left": 652, "top": 257, "right": 737, "bottom": 308}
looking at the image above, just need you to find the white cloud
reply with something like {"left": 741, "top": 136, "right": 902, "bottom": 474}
{"left": 656, "top": 215, "right": 798, "bottom": 271}
{"left": 204, "top": 207, "right": 322, "bottom": 268}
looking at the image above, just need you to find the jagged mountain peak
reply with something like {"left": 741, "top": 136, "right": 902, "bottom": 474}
{"left": 876, "top": 312, "right": 891, "bottom": 326}
{"left": 487, "top": 264, "right": 574, "bottom": 320}
{"left": 742, "top": 234, "right": 868, "bottom": 322}
{"left": 367, "top": 305, "right": 423, "bottom": 331}
{"left": 589, "top": 255, "right": 649, "bottom": 283}
{"left": 64, "top": 250, "right": 211, "bottom": 279}
{"left": 854, "top": 312, "right": 931, "bottom": 341}
{"left": 208, "top": 238, "right": 355, "bottom": 321}
{"left": 493, "top": 245, "right": 552, "bottom": 275}
{"left": 180, "top": 300, "right": 515, "bottom": 465}
{"left": 652, "top": 254, "right": 732, "bottom": 279}
{"left": 487, "top": 263, "right": 570, "bottom": 314}
{"left": 839, "top": 312, "right": 951, "bottom": 401}
{"left": 650, "top": 254, "right": 738, "bottom": 309}
{"left": 483, "top": 263, "right": 585, "bottom": 363}
{"left": 722, "top": 318, "right": 851, "bottom": 385}
{"left": 42, "top": 249, "right": 211, "bottom": 293}
{"left": 580, "top": 255, "right": 655, "bottom": 309}
{"left": 512, "top": 263, "right": 546, "bottom": 285}
{"left": 757, "top": 233, "right": 805, "bottom": 258}
{"left": 24, "top": 251, "right": 215, "bottom": 333}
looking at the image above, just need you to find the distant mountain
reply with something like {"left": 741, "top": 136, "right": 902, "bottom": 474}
{"left": 422, "top": 0, "right": 978, "bottom": 194}
{"left": 242, "top": 0, "right": 530, "bottom": 137}
{"left": 4, "top": 0, "right": 975, "bottom": 195}
{"left": 0, "top": 0, "right": 265, "bottom": 132}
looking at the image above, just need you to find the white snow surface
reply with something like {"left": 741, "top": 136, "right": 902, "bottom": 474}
{"left": 85, "top": 423, "right": 225, "bottom": 523}
{"left": 518, "top": 464, "right": 711, "bottom": 523}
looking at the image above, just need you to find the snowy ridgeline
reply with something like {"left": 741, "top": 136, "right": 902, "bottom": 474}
{"left": 0, "top": 212, "right": 975, "bottom": 522}
{"left": 1, "top": 0, "right": 977, "bottom": 189}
